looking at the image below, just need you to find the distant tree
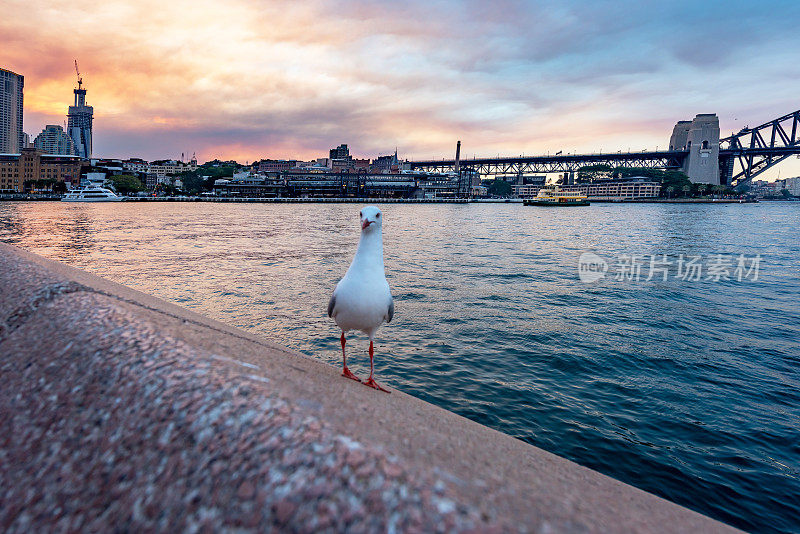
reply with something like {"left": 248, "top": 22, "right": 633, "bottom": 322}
{"left": 203, "top": 159, "right": 239, "bottom": 167}
{"left": 681, "top": 185, "right": 691, "bottom": 196}
{"left": 180, "top": 164, "right": 236, "bottom": 194}
{"left": 696, "top": 183, "right": 707, "bottom": 196}
{"left": 179, "top": 170, "right": 213, "bottom": 194}
{"left": 155, "top": 182, "right": 181, "bottom": 196}
{"left": 781, "top": 188, "right": 792, "bottom": 199}
{"left": 486, "top": 179, "right": 513, "bottom": 197}
{"left": 577, "top": 164, "right": 613, "bottom": 181}
{"left": 108, "top": 174, "right": 145, "bottom": 195}
{"left": 711, "top": 185, "right": 725, "bottom": 197}
{"left": 665, "top": 186, "right": 675, "bottom": 198}
{"left": 53, "top": 181, "right": 67, "bottom": 194}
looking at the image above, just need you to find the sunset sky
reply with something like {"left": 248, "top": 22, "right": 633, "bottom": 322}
{"left": 2, "top": 0, "right": 799, "bottom": 177}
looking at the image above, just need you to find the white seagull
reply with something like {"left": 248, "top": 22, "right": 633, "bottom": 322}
{"left": 328, "top": 206, "right": 393, "bottom": 392}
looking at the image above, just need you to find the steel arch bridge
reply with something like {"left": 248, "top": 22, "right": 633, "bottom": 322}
{"left": 718, "top": 109, "right": 800, "bottom": 185}
{"left": 409, "top": 109, "right": 800, "bottom": 186}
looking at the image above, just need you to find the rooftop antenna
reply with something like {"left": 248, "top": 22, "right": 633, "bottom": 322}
{"left": 74, "top": 60, "right": 82, "bottom": 89}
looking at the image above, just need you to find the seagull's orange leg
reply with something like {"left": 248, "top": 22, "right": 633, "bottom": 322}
{"left": 341, "top": 332, "right": 361, "bottom": 382}
{"left": 363, "top": 340, "right": 389, "bottom": 393}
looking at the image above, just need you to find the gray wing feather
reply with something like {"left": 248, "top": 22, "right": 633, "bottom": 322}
{"left": 327, "top": 294, "right": 336, "bottom": 318}
{"left": 386, "top": 298, "right": 394, "bottom": 323}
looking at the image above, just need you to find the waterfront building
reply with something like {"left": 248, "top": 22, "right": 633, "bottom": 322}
{"left": 352, "top": 158, "right": 370, "bottom": 172}
{"left": 67, "top": 80, "right": 93, "bottom": 159}
{"left": 0, "top": 147, "right": 81, "bottom": 192}
{"left": 258, "top": 160, "right": 296, "bottom": 173}
{"left": 331, "top": 159, "right": 352, "bottom": 173}
{"left": 371, "top": 154, "right": 396, "bottom": 173}
{"left": 471, "top": 184, "right": 488, "bottom": 197}
{"left": 563, "top": 177, "right": 661, "bottom": 200}
{"left": 145, "top": 173, "right": 158, "bottom": 190}
{"left": 783, "top": 176, "right": 800, "bottom": 196}
{"left": 513, "top": 184, "right": 544, "bottom": 197}
{"left": 148, "top": 159, "right": 196, "bottom": 178}
{"left": 511, "top": 175, "right": 548, "bottom": 197}
{"left": 0, "top": 68, "right": 24, "bottom": 153}
{"left": 750, "top": 179, "right": 792, "bottom": 198}
{"left": 33, "top": 125, "right": 77, "bottom": 155}
{"left": 122, "top": 158, "right": 149, "bottom": 173}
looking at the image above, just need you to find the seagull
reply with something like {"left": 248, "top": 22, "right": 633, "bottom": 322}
{"left": 328, "top": 206, "right": 393, "bottom": 393}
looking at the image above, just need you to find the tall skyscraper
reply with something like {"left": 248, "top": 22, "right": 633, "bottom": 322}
{"left": 34, "top": 124, "right": 77, "bottom": 155}
{"left": 67, "top": 77, "right": 93, "bottom": 159}
{"left": 0, "top": 68, "right": 24, "bottom": 153}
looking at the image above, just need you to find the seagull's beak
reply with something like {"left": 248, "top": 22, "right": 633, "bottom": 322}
{"left": 361, "top": 219, "right": 373, "bottom": 229}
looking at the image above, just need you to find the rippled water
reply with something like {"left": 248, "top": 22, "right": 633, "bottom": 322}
{"left": 2, "top": 200, "right": 799, "bottom": 532}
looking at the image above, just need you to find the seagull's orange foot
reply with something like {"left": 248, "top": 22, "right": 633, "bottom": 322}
{"left": 342, "top": 367, "right": 361, "bottom": 382}
{"left": 363, "top": 377, "right": 390, "bottom": 393}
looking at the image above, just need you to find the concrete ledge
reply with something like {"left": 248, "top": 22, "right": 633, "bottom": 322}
{"left": 0, "top": 243, "right": 737, "bottom": 532}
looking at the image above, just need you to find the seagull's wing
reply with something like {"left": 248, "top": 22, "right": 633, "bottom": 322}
{"left": 327, "top": 293, "right": 337, "bottom": 318}
{"left": 386, "top": 297, "right": 394, "bottom": 323}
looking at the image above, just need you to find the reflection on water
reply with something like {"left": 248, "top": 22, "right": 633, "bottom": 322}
{"left": 2, "top": 200, "right": 799, "bottom": 533}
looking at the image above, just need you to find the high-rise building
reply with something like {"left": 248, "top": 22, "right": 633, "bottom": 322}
{"left": 67, "top": 78, "right": 93, "bottom": 159}
{"left": 0, "top": 68, "right": 24, "bottom": 153}
{"left": 34, "top": 124, "right": 77, "bottom": 155}
{"left": 329, "top": 144, "right": 350, "bottom": 160}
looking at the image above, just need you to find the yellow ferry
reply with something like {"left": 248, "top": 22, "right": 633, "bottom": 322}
{"left": 523, "top": 184, "right": 590, "bottom": 206}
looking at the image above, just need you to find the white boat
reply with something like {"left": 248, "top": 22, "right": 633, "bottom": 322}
{"left": 61, "top": 186, "right": 124, "bottom": 202}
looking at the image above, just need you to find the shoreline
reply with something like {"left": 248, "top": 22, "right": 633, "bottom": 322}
{"left": 0, "top": 195, "right": 764, "bottom": 204}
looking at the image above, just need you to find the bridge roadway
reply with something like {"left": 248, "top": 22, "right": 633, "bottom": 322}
{"left": 409, "top": 150, "right": 688, "bottom": 176}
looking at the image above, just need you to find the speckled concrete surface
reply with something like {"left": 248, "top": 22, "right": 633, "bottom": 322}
{"left": 0, "top": 243, "right": 739, "bottom": 533}
{"left": 1, "top": 293, "right": 494, "bottom": 532}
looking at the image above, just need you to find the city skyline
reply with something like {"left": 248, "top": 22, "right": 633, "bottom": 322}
{"left": 2, "top": 0, "right": 800, "bottom": 179}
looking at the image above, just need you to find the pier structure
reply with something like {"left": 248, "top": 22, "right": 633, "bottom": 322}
{"left": 0, "top": 243, "right": 738, "bottom": 532}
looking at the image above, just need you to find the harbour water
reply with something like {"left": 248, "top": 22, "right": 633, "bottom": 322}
{"left": 1, "top": 201, "right": 798, "bottom": 532}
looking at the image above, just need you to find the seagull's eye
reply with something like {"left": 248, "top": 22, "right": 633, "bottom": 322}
{"left": 377, "top": 213, "right": 380, "bottom": 218}
{"left": 359, "top": 211, "right": 363, "bottom": 217}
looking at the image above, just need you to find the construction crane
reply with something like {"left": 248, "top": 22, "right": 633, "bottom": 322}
{"left": 74, "top": 59, "right": 82, "bottom": 89}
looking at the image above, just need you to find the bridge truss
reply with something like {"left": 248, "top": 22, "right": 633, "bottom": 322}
{"left": 410, "top": 151, "right": 686, "bottom": 177}
{"left": 719, "top": 109, "right": 800, "bottom": 185}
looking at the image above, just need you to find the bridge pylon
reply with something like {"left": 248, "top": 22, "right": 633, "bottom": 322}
{"left": 669, "top": 114, "right": 721, "bottom": 185}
